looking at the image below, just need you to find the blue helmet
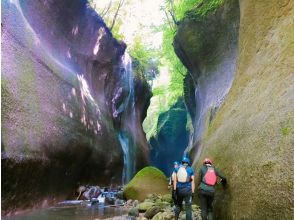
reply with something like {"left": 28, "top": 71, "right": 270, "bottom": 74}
{"left": 182, "top": 156, "right": 191, "bottom": 165}
{"left": 173, "top": 161, "right": 179, "bottom": 165}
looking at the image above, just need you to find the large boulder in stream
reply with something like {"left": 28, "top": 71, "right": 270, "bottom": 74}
{"left": 174, "top": 0, "right": 294, "bottom": 219}
{"left": 1, "top": 0, "right": 150, "bottom": 214}
{"left": 123, "top": 167, "right": 169, "bottom": 201}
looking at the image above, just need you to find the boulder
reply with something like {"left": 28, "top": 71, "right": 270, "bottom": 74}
{"left": 144, "top": 206, "right": 162, "bottom": 219}
{"left": 123, "top": 167, "right": 169, "bottom": 201}
{"left": 151, "top": 211, "right": 174, "bottom": 220}
{"left": 161, "top": 194, "right": 172, "bottom": 203}
{"left": 128, "top": 207, "right": 139, "bottom": 217}
{"left": 138, "top": 202, "right": 155, "bottom": 212}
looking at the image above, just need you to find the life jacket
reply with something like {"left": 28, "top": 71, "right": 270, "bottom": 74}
{"left": 176, "top": 165, "right": 191, "bottom": 183}
{"left": 202, "top": 165, "right": 217, "bottom": 186}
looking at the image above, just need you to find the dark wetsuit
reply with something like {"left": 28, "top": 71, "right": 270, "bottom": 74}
{"left": 174, "top": 166, "right": 194, "bottom": 220}
{"left": 198, "top": 164, "right": 226, "bottom": 220}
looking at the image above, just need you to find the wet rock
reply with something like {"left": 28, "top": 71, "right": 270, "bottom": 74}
{"left": 133, "top": 200, "right": 139, "bottom": 207}
{"left": 81, "top": 186, "right": 101, "bottom": 200}
{"left": 105, "top": 196, "right": 116, "bottom": 205}
{"left": 151, "top": 211, "right": 174, "bottom": 220}
{"left": 115, "top": 199, "right": 124, "bottom": 206}
{"left": 156, "top": 202, "right": 170, "bottom": 209}
{"left": 126, "top": 199, "right": 134, "bottom": 206}
{"left": 117, "top": 190, "right": 124, "bottom": 200}
{"left": 144, "top": 206, "right": 161, "bottom": 219}
{"left": 2, "top": 0, "right": 151, "bottom": 214}
{"left": 147, "top": 194, "right": 159, "bottom": 201}
{"left": 136, "top": 214, "right": 148, "bottom": 220}
{"left": 143, "top": 199, "right": 154, "bottom": 203}
{"left": 128, "top": 207, "right": 139, "bottom": 217}
{"left": 161, "top": 194, "right": 172, "bottom": 204}
{"left": 103, "top": 216, "right": 135, "bottom": 220}
{"left": 138, "top": 202, "right": 155, "bottom": 212}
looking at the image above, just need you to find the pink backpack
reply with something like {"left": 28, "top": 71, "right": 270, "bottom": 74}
{"left": 203, "top": 166, "right": 217, "bottom": 186}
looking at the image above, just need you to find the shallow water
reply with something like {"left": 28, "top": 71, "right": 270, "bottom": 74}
{"left": 3, "top": 202, "right": 128, "bottom": 220}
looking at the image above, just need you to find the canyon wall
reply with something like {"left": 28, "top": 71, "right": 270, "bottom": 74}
{"left": 1, "top": 0, "right": 150, "bottom": 214}
{"left": 174, "top": 0, "right": 293, "bottom": 219}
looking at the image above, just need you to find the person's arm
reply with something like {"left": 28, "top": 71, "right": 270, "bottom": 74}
{"left": 215, "top": 168, "right": 227, "bottom": 185}
{"left": 198, "top": 167, "right": 203, "bottom": 187}
{"left": 173, "top": 172, "right": 177, "bottom": 191}
{"left": 191, "top": 175, "right": 195, "bottom": 193}
{"left": 215, "top": 168, "right": 226, "bottom": 180}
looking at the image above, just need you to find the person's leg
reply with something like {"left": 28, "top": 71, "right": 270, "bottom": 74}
{"left": 172, "top": 189, "right": 177, "bottom": 206}
{"left": 207, "top": 194, "right": 214, "bottom": 220}
{"left": 174, "top": 193, "right": 183, "bottom": 220}
{"left": 199, "top": 191, "right": 208, "bottom": 220}
{"left": 184, "top": 193, "right": 192, "bottom": 220}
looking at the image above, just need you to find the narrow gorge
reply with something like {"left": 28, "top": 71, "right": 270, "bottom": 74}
{"left": 1, "top": 0, "right": 293, "bottom": 219}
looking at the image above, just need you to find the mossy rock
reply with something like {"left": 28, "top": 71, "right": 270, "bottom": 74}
{"left": 123, "top": 166, "right": 169, "bottom": 201}
{"left": 161, "top": 194, "right": 172, "bottom": 203}
{"left": 138, "top": 202, "right": 155, "bottom": 212}
{"left": 144, "top": 206, "right": 162, "bottom": 219}
{"left": 152, "top": 211, "right": 174, "bottom": 220}
{"left": 128, "top": 207, "right": 139, "bottom": 217}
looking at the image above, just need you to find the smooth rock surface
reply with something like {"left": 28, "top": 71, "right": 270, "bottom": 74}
{"left": 1, "top": 0, "right": 150, "bottom": 214}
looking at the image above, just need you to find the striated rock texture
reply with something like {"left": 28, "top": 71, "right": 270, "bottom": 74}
{"left": 1, "top": 0, "right": 150, "bottom": 214}
{"left": 174, "top": 0, "right": 240, "bottom": 161}
{"left": 149, "top": 98, "right": 189, "bottom": 175}
{"left": 175, "top": 0, "right": 294, "bottom": 219}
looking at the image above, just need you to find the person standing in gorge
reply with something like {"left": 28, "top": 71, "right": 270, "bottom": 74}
{"left": 198, "top": 158, "right": 227, "bottom": 220}
{"left": 173, "top": 156, "right": 195, "bottom": 220}
{"left": 169, "top": 161, "right": 180, "bottom": 206}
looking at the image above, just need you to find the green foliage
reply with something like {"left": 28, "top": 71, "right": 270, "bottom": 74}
{"left": 129, "top": 36, "right": 160, "bottom": 81}
{"left": 161, "top": 20, "right": 186, "bottom": 106}
{"left": 281, "top": 127, "right": 290, "bottom": 136}
{"left": 89, "top": 0, "right": 131, "bottom": 40}
{"left": 129, "top": 37, "right": 157, "bottom": 67}
{"left": 173, "top": 0, "right": 201, "bottom": 20}
{"left": 170, "top": 0, "right": 225, "bottom": 21}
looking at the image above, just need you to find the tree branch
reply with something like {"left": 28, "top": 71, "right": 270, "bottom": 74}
{"left": 167, "top": 0, "right": 179, "bottom": 25}
{"left": 110, "top": 0, "right": 124, "bottom": 31}
{"left": 101, "top": 0, "right": 113, "bottom": 18}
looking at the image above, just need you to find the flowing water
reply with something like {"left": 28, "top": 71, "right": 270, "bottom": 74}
{"left": 2, "top": 202, "right": 128, "bottom": 220}
{"left": 118, "top": 53, "right": 136, "bottom": 184}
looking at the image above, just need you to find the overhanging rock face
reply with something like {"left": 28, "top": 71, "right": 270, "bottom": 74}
{"left": 174, "top": 0, "right": 240, "bottom": 160}
{"left": 2, "top": 0, "right": 150, "bottom": 214}
{"left": 174, "top": 0, "right": 294, "bottom": 219}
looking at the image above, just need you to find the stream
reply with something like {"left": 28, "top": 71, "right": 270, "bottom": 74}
{"left": 2, "top": 202, "right": 128, "bottom": 220}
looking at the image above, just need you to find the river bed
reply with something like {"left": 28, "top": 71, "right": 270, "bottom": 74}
{"left": 2, "top": 201, "right": 128, "bottom": 220}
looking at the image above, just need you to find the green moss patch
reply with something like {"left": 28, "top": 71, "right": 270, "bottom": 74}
{"left": 123, "top": 166, "right": 169, "bottom": 201}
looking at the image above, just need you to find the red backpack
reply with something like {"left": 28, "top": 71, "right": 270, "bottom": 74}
{"left": 203, "top": 166, "right": 217, "bottom": 186}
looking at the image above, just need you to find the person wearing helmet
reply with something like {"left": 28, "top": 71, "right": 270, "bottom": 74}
{"left": 198, "top": 158, "right": 227, "bottom": 220}
{"left": 169, "top": 161, "right": 180, "bottom": 205}
{"left": 173, "top": 156, "right": 195, "bottom": 220}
